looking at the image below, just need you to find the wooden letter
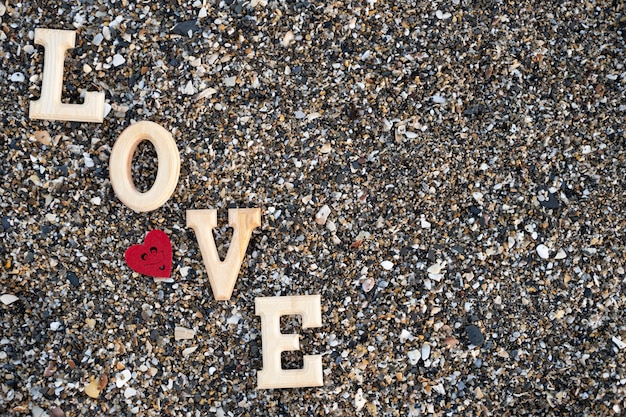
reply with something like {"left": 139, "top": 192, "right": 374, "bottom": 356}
{"left": 186, "top": 208, "right": 261, "bottom": 300}
{"left": 29, "top": 28, "right": 104, "bottom": 122}
{"left": 255, "top": 295, "right": 323, "bottom": 389}
{"left": 109, "top": 121, "right": 180, "bottom": 212}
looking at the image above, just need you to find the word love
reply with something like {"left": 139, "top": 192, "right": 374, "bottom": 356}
{"left": 29, "top": 28, "right": 324, "bottom": 389}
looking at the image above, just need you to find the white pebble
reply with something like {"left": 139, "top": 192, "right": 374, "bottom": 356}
{"left": 399, "top": 329, "right": 413, "bottom": 343}
{"left": 0, "top": 294, "right": 18, "bottom": 305}
{"left": 103, "top": 102, "right": 112, "bottom": 118}
{"left": 294, "top": 110, "right": 306, "bottom": 119}
{"left": 31, "top": 406, "right": 44, "bottom": 417}
{"left": 223, "top": 76, "right": 237, "bottom": 87}
{"left": 554, "top": 248, "right": 567, "bottom": 260}
{"left": 116, "top": 369, "right": 132, "bottom": 388}
{"left": 407, "top": 349, "right": 421, "bottom": 365}
{"left": 536, "top": 244, "right": 550, "bottom": 259}
{"left": 181, "top": 80, "right": 196, "bottom": 95}
{"left": 198, "top": 6, "right": 207, "bottom": 18}
{"left": 612, "top": 336, "right": 626, "bottom": 350}
{"left": 50, "top": 322, "right": 62, "bottom": 331}
{"left": 90, "top": 197, "right": 101, "bottom": 206}
{"left": 361, "top": 277, "right": 375, "bottom": 293}
{"left": 93, "top": 33, "right": 104, "bottom": 46}
{"left": 112, "top": 54, "right": 126, "bottom": 67}
{"left": 124, "top": 387, "right": 137, "bottom": 398}
{"left": 380, "top": 260, "right": 394, "bottom": 271}
{"left": 10, "top": 72, "right": 25, "bottom": 82}
{"left": 435, "top": 10, "right": 452, "bottom": 19}
{"left": 280, "top": 30, "right": 295, "bottom": 47}
{"left": 427, "top": 262, "right": 443, "bottom": 274}
{"left": 182, "top": 346, "right": 198, "bottom": 357}
{"left": 227, "top": 313, "right": 241, "bottom": 325}
{"left": 354, "top": 388, "right": 367, "bottom": 411}
{"left": 430, "top": 95, "right": 446, "bottom": 104}
{"left": 84, "top": 153, "right": 95, "bottom": 168}
{"left": 195, "top": 87, "right": 217, "bottom": 100}
{"left": 421, "top": 343, "right": 431, "bottom": 361}
{"left": 315, "top": 205, "right": 331, "bottom": 225}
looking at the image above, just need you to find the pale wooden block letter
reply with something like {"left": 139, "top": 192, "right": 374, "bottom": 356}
{"left": 186, "top": 208, "right": 261, "bottom": 300}
{"left": 255, "top": 295, "right": 323, "bottom": 389}
{"left": 109, "top": 121, "right": 180, "bottom": 212}
{"left": 29, "top": 28, "right": 104, "bottom": 122}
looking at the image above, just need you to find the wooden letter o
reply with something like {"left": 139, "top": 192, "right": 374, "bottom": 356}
{"left": 109, "top": 121, "right": 180, "bottom": 212}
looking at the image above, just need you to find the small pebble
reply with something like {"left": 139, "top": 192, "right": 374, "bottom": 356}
{"left": 407, "top": 349, "right": 421, "bottom": 365}
{"left": 361, "top": 277, "right": 375, "bottom": 293}
{"left": 10, "top": 72, "right": 25, "bottom": 82}
{"left": 112, "top": 54, "right": 126, "bottom": 67}
{"left": 465, "top": 325, "right": 485, "bottom": 346}
{"left": 612, "top": 336, "right": 626, "bottom": 350}
{"left": 223, "top": 76, "right": 237, "bottom": 87}
{"left": 182, "top": 346, "right": 198, "bottom": 357}
{"left": 49, "top": 407, "right": 65, "bottom": 417}
{"left": 281, "top": 30, "right": 295, "bottom": 47}
{"left": 34, "top": 130, "right": 51, "bottom": 145}
{"left": 84, "top": 378, "right": 101, "bottom": 398}
{"left": 536, "top": 244, "right": 550, "bottom": 259}
{"left": 315, "top": 205, "right": 331, "bottom": 225}
{"left": 354, "top": 388, "right": 366, "bottom": 411}
{"left": 430, "top": 95, "right": 446, "bottom": 104}
{"left": 175, "top": 326, "right": 195, "bottom": 340}
{"left": 443, "top": 336, "right": 459, "bottom": 348}
{"left": 67, "top": 271, "right": 80, "bottom": 287}
{"left": 172, "top": 20, "right": 199, "bottom": 37}
{"left": 421, "top": 343, "right": 431, "bottom": 360}
{"left": 92, "top": 33, "right": 103, "bottom": 46}
{"left": 380, "top": 260, "right": 394, "bottom": 270}
{"left": 124, "top": 386, "right": 137, "bottom": 398}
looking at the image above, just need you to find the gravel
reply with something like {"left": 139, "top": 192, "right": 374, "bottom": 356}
{"left": 0, "top": 0, "right": 625, "bottom": 416}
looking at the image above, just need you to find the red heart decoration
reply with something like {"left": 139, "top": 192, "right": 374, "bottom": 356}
{"left": 124, "top": 230, "right": 172, "bottom": 278}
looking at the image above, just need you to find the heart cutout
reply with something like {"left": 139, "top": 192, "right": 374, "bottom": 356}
{"left": 125, "top": 230, "right": 172, "bottom": 278}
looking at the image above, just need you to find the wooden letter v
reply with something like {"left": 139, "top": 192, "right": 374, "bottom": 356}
{"left": 186, "top": 208, "right": 261, "bottom": 300}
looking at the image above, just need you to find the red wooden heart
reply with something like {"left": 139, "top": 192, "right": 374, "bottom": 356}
{"left": 124, "top": 230, "right": 172, "bottom": 278}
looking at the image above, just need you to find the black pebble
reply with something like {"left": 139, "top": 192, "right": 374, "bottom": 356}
{"left": 172, "top": 20, "right": 200, "bottom": 36}
{"left": 538, "top": 186, "right": 559, "bottom": 209}
{"left": 465, "top": 325, "right": 484, "bottom": 346}
{"left": 24, "top": 252, "right": 34, "bottom": 263}
{"left": 2, "top": 216, "right": 11, "bottom": 230}
{"left": 67, "top": 271, "right": 80, "bottom": 287}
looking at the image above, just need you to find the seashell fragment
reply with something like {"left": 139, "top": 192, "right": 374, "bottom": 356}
{"left": 0, "top": 294, "right": 18, "bottom": 305}
{"left": 175, "top": 326, "right": 196, "bottom": 341}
